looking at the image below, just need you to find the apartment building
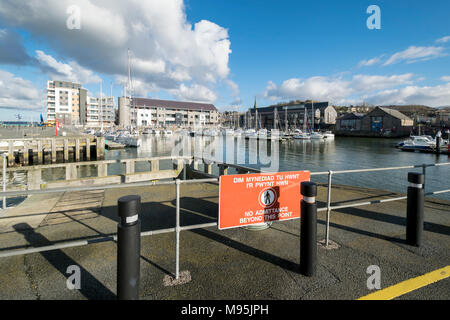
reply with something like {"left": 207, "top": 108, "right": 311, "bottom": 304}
{"left": 83, "top": 96, "right": 115, "bottom": 126}
{"left": 47, "top": 80, "right": 117, "bottom": 126}
{"left": 118, "top": 97, "right": 219, "bottom": 128}
{"left": 46, "top": 80, "right": 82, "bottom": 125}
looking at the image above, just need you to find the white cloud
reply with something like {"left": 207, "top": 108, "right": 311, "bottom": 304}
{"left": 0, "top": 0, "right": 232, "bottom": 101}
{"left": 264, "top": 73, "right": 416, "bottom": 105}
{"left": 36, "top": 50, "right": 102, "bottom": 84}
{"left": 383, "top": 46, "right": 446, "bottom": 66}
{"left": 351, "top": 74, "right": 414, "bottom": 92}
{"left": 365, "top": 83, "right": 450, "bottom": 107}
{"left": 0, "top": 70, "right": 43, "bottom": 110}
{"left": 358, "top": 56, "right": 382, "bottom": 68}
{"left": 168, "top": 83, "right": 217, "bottom": 103}
{"left": 440, "top": 76, "right": 450, "bottom": 82}
{"left": 436, "top": 36, "right": 450, "bottom": 44}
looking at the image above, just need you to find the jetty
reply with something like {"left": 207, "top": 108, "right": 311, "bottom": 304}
{"left": 0, "top": 136, "right": 105, "bottom": 167}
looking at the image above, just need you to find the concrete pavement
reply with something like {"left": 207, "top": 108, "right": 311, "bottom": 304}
{"left": 0, "top": 182, "right": 448, "bottom": 300}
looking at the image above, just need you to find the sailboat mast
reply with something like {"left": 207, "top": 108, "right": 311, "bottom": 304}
{"left": 284, "top": 107, "right": 288, "bottom": 133}
{"left": 311, "top": 101, "right": 314, "bottom": 132}
{"left": 303, "top": 105, "right": 307, "bottom": 132}
{"left": 100, "top": 81, "right": 103, "bottom": 133}
{"left": 127, "top": 49, "right": 133, "bottom": 131}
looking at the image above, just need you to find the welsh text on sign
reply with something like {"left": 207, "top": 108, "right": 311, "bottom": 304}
{"left": 218, "top": 171, "right": 310, "bottom": 229}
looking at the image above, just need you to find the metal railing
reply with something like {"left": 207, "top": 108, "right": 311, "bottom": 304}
{"left": 309, "top": 162, "right": 450, "bottom": 246}
{"left": 0, "top": 159, "right": 449, "bottom": 281}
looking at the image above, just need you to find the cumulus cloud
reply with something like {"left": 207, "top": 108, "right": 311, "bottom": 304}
{"left": 383, "top": 46, "right": 446, "bottom": 66}
{"left": 0, "top": 0, "right": 232, "bottom": 103}
{"left": 0, "top": 70, "right": 43, "bottom": 110}
{"left": 168, "top": 83, "right": 217, "bottom": 103}
{"left": 264, "top": 73, "right": 417, "bottom": 105}
{"left": 365, "top": 83, "right": 450, "bottom": 107}
{"left": 440, "top": 76, "right": 450, "bottom": 82}
{"left": 36, "top": 50, "right": 102, "bottom": 84}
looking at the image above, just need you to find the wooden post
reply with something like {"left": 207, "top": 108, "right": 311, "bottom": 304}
{"left": 219, "top": 164, "right": 228, "bottom": 176}
{"left": 85, "top": 138, "right": 91, "bottom": 161}
{"left": 151, "top": 159, "right": 159, "bottom": 172}
{"left": 173, "top": 159, "right": 184, "bottom": 173}
{"left": 51, "top": 138, "right": 56, "bottom": 164}
{"left": 63, "top": 139, "right": 69, "bottom": 162}
{"left": 37, "top": 140, "right": 43, "bottom": 165}
{"left": 98, "top": 163, "right": 107, "bottom": 177}
{"left": 27, "top": 168, "right": 41, "bottom": 190}
{"left": 96, "top": 137, "right": 105, "bottom": 160}
{"left": 8, "top": 141, "right": 14, "bottom": 167}
{"left": 204, "top": 162, "right": 212, "bottom": 175}
{"left": 23, "top": 141, "right": 29, "bottom": 166}
{"left": 75, "top": 139, "right": 80, "bottom": 162}
{"left": 125, "top": 160, "right": 135, "bottom": 174}
{"left": 65, "top": 164, "right": 77, "bottom": 180}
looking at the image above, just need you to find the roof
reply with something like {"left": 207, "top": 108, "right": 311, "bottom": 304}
{"left": 249, "top": 102, "right": 330, "bottom": 114}
{"left": 131, "top": 98, "right": 216, "bottom": 111}
{"left": 377, "top": 107, "right": 412, "bottom": 121}
{"left": 337, "top": 112, "right": 365, "bottom": 120}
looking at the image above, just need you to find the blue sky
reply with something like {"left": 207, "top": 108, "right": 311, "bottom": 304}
{"left": 0, "top": 0, "right": 449, "bottom": 121}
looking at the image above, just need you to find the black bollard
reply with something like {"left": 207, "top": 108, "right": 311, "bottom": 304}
{"left": 406, "top": 172, "right": 424, "bottom": 247}
{"left": 300, "top": 181, "right": 318, "bottom": 277}
{"left": 117, "top": 195, "right": 141, "bottom": 300}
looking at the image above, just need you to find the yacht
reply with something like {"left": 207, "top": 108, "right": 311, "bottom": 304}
{"left": 163, "top": 129, "right": 173, "bottom": 135}
{"left": 152, "top": 129, "right": 160, "bottom": 135}
{"left": 310, "top": 132, "right": 324, "bottom": 140}
{"left": 396, "top": 135, "right": 433, "bottom": 148}
{"left": 293, "top": 132, "right": 310, "bottom": 140}
{"left": 104, "top": 131, "right": 117, "bottom": 141}
{"left": 400, "top": 136, "right": 436, "bottom": 152}
{"left": 245, "top": 129, "right": 257, "bottom": 138}
{"left": 224, "top": 128, "right": 235, "bottom": 136}
{"left": 115, "top": 131, "right": 141, "bottom": 147}
{"left": 322, "top": 131, "right": 335, "bottom": 140}
{"left": 257, "top": 129, "right": 268, "bottom": 137}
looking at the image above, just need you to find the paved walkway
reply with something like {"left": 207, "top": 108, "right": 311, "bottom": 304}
{"left": 0, "top": 182, "right": 448, "bottom": 299}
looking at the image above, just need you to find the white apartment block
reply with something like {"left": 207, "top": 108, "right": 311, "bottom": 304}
{"left": 118, "top": 97, "right": 219, "bottom": 128}
{"left": 47, "top": 80, "right": 117, "bottom": 126}
{"left": 46, "top": 80, "right": 82, "bottom": 125}
{"left": 83, "top": 96, "right": 115, "bottom": 126}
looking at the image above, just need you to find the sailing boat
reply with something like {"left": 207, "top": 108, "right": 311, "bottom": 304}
{"left": 117, "top": 49, "right": 141, "bottom": 147}
{"left": 293, "top": 105, "right": 310, "bottom": 140}
{"left": 270, "top": 107, "right": 282, "bottom": 140}
{"left": 309, "top": 101, "right": 324, "bottom": 140}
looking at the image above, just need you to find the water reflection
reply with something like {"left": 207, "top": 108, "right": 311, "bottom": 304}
{"left": 2, "top": 134, "right": 448, "bottom": 203}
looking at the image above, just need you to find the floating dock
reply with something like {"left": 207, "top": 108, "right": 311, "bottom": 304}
{"left": 105, "top": 140, "right": 126, "bottom": 150}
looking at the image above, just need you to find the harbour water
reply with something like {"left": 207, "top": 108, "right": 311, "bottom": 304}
{"left": 107, "top": 134, "right": 450, "bottom": 201}
{"left": 2, "top": 134, "right": 449, "bottom": 208}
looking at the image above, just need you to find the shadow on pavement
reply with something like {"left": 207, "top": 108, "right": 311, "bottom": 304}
{"left": 13, "top": 223, "right": 115, "bottom": 300}
{"left": 190, "top": 228, "right": 299, "bottom": 273}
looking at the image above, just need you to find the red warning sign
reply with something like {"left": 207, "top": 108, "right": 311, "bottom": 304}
{"left": 218, "top": 171, "right": 310, "bottom": 230}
